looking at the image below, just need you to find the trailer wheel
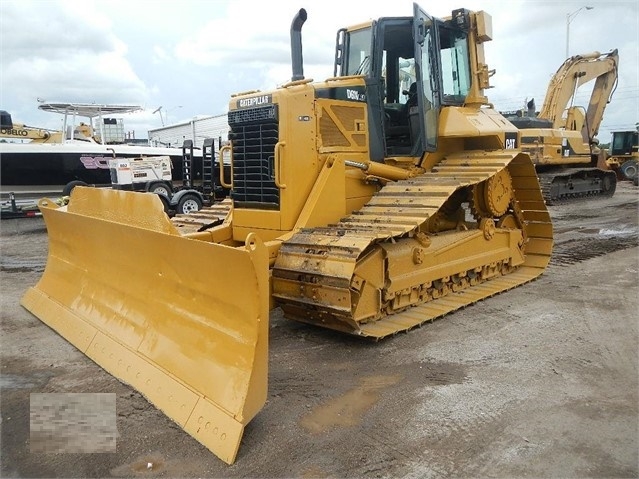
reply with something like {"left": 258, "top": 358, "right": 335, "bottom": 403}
{"left": 176, "top": 194, "right": 202, "bottom": 214}
{"left": 146, "top": 181, "right": 173, "bottom": 197}
{"left": 62, "top": 180, "right": 88, "bottom": 196}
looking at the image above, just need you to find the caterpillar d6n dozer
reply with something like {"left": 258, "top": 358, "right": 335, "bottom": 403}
{"left": 22, "top": 4, "right": 553, "bottom": 465}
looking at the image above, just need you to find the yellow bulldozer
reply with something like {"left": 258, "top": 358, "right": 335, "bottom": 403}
{"left": 21, "top": 4, "right": 553, "bottom": 465}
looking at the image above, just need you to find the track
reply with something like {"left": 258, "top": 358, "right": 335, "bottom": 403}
{"left": 539, "top": 168, "right": 617, "bottom": 205}
{"left": 273, "top": 151, "right": 553, "bottom": 338}
{"left": 170, "top": 199, "right": 232, "bottom": 234}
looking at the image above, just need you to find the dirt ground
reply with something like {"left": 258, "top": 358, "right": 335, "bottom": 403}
{"left": 1, "top": 182, "right": 638, "bottom": 478}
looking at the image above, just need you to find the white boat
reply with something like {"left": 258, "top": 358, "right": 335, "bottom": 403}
{"left": 0, "top": 103, "right": 201, "bottom": 199}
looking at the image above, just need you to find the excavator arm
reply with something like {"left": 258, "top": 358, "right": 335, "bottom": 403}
{"left": 537, "top": 50, "right": 618, "bottom": 140}
{"left": 0, "top": 110, "right": 62, "bottom": 143}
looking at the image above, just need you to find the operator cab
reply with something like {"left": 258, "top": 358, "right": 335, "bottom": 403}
{"left": 0, "top": 110, "right": 13, "bottom": 129}
{"left": 611, "top": 130, "right": 639, "bottom": 156}
{"left": 334, "top": 4, "right": 474, "bottom": 159}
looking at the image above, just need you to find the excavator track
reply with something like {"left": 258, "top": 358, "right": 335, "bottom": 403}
{"left": 273, "top": 151, "right": 552, "bottom": 338}
{"left": 539, "top": 168, "right": 616, "bottom": 205}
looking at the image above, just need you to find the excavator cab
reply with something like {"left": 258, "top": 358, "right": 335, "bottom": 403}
{"left": 0, "top": 110, "right": 13, "bottom": 129}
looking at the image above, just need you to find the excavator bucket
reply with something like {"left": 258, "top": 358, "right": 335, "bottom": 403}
{"left": 21, "top": 187, "right": 269, "bottom": 464}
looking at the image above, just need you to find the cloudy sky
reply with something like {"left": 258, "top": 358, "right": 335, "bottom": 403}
{"left": 1, "top": 0, "right": 637, "bottom": 143}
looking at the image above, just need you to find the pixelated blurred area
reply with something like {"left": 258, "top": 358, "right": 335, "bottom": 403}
{"left": 30, "top": 393, "right": 117, "bottom": 453}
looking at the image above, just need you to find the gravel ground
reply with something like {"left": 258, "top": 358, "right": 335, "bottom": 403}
{"left": 1, "top": 182, "right": 638, "bottom": 478}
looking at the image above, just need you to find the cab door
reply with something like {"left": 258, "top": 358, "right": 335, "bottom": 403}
{"left": 413, "top": 3, "right": 441, "bottom": 153}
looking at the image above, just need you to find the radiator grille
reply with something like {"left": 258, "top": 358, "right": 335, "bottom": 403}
{"left": 228, "top": 105, "right": 280, "bottom": 209}
{"left": 320, "top": 113, "right": 349, "bottom": 147}
{"left": 319, "top": 104, "right": 366, "bottom": 149}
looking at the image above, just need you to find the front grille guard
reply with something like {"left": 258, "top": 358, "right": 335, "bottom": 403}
{"left": 228, "top": 106, "right": 280, "bottom": 209}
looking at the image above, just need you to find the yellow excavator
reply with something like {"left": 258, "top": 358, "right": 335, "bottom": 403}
{"left": 0, "top": 110, "right": 64, "bottom": 143}
{"left": 505, "top": 50, "right": 619, "bottom": 203}
{"left": 21, "top": 4, "right": 552, "bottom": 464}
{"left": 0, "top": 110, "right": 98, "bottom": 143}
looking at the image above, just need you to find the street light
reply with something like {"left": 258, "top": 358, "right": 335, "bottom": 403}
{"left": 566, "top": 6, "right": 594, "bottom": 58}
{"left": 152, "top": 106, "right": 164, "bottom": 126}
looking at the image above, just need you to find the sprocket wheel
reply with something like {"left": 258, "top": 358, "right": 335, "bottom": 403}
{"left": 470, "top": 182, "right": 491, "bottom": 219}
{"left": 470, "top": 169, "right": 514, "bottom": 219}
{"left": 485, "top": 168, "right": 513, "bottom": 217}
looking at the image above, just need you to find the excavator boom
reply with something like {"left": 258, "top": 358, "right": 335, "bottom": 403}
{"left": 0, "top": 110, "right": 62, "bottom": 143}
{"left": 538, "top": 50, "right": 618, "bottom": 141}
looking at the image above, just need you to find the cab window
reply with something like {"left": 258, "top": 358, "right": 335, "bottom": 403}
{"left": 345, "top": 28, "right": 372, "bottom": 75}
{"left": 438, "top": 26, "right": 471, "bottom": 103}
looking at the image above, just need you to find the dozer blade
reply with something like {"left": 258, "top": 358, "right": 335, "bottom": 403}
{"left": 21, "top": 187, "right": 269, "bottom": 464}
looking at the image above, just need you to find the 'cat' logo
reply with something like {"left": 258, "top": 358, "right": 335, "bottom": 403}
{"left": 504, "top": 132, "right": 518, "bottom": 149}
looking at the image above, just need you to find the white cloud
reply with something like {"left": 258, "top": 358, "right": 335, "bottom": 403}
{"left": 0, "top": 0, "right": 150, "bottom": 130}
{"left": 1, "top": 1, "right": 116, "bottom": 63}
{"left": 152, "top": 46, "right": 171, "bottom": 64}
{"left": 0, "top": 0, "right": 637, "bottom": 140}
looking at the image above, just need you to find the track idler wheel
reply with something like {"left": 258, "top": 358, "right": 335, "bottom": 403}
{"left": 480, "top": 218, "right": 496, "bottom": 240}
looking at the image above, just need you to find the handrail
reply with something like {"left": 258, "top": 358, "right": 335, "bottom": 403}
{"left": 219, "top": 145, "right": 233, "bottom": 189}
{"left": 274, "top": 141, "right": 287, "bottom": 189}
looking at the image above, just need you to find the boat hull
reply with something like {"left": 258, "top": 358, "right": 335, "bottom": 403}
{"left": 0, "top": 142, "right": 202, "bottom": 197}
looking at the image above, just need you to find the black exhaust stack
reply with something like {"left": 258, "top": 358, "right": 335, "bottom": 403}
{"left": 291, "top": 8, "right": 307, "bottom": 81}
